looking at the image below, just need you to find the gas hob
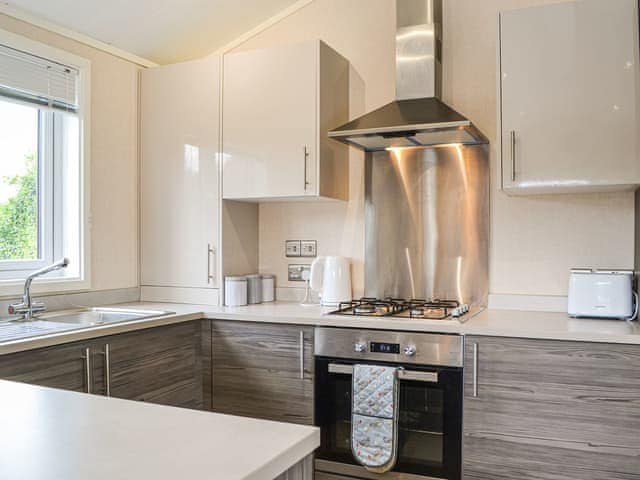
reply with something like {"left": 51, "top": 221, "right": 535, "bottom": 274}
{"left": 330, "top": 297, "right": 471, "bottom": 321}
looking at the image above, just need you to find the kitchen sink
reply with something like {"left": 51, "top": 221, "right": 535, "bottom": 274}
{"left": 0, "top": 308, "right": 174, "bottom": 343}
{"left": 40, "top": 308, "right": 174, "bottom": 326}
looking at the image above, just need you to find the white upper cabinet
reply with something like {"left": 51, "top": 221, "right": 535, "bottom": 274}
{"left": 222, "top": 40, "right": 349, "bottom": 201}
{"left": 140, "top": 56, "right": 220, "bottom": 289}
{"left": 499, "top": 0, "right": 640, "bottom": 194}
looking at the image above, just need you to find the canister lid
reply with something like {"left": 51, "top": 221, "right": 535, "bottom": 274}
{"left": 225, "top": 275, "right": 247, "bottom": 282}
{"left": 261, "top": 274, "right": 275, "bottom": 279}
{"left": 246, "top": 274, "right": 262, "bottom": 279}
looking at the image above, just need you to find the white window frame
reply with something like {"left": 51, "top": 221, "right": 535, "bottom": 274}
{"left": 0, "top": 29, "right": 91, "bottom": 297}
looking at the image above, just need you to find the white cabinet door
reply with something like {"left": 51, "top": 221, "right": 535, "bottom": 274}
{"left": 499, "top": 0, "right": 640, "bottom": 194}
{"left": 222, "top": 41, "right": 318, "bottom": 200}
{"left": 141, "top": 57, "right": 220, "bottom": 288}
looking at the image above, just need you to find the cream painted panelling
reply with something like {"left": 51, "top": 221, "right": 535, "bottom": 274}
{"left": 0, "top": 13, "right": 140, "bottom": 292}
{"left": 233, "top": 0, "right": 636, "bottom": 297}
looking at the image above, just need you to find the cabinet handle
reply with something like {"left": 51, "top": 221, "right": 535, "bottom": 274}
{"left": 472, "top": 342, "right": 479, "bottom": 398}
{"left": 299, "top": 330, "right": 304, "bottom": 379}
{"left": 102, "top": 343, "right": 111, "bottom": 397}
{"left": 82, "top": 347, "right": 91, "bottom": 394}
{"left": 207, "top": 244, "right": 216, "bottom": 284}
{"left": 510, "top": 130, "right": 517, "bottom": 182}
{"left": 303, "top": 146, "right": 310, "bottom": 191}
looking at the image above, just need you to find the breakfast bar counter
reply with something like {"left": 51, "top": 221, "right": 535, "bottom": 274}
{"left": 0, "top": 380, "right": 318, "bottom": 480}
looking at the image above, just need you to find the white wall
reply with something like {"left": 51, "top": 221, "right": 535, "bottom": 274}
{"left": 0, "top": 13, "right": 140, "bottom": 293}
{"left": 232, "top": 0, "right": 636, "bottom": 299}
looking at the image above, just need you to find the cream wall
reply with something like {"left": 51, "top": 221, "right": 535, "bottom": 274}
{"left": 233, "top": 0, "right": 636, "bottom": 298}
{"left": 0, "top": 13, "right": 140, "bottom": 292}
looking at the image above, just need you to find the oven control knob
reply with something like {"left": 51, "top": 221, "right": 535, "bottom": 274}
{"left": 404, "top": 345, "right": 417, "bottom": 357}
{"left": 354, "top": 342, "right": 366, "bottom": 353}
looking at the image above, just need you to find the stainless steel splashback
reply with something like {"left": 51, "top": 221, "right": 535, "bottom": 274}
{"left": 364, "top": 145, "right": 489, "bottom": 306}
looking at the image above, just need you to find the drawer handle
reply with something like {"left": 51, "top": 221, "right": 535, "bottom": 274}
{"left": 102, "top": 343, "right": 111, "bottom": 397}
{"left": 472, "top": 342, "right": 479, "bottom": 397}
{"left": 82, "top": 347, "right": 91, "bottom": 394}
{"left": 299, "top": 330, "right": 304, "bottom": 379}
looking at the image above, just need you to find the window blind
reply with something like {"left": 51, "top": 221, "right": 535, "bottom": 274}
{"left": 0, "top": 43, "right": 79, "bottom": 113}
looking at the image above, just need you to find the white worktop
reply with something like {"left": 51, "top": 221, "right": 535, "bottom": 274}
{"left": 463, "top": 308, "right": 640, "bottom": 344}
{"left": 1, "top": 301, "right": 639, "bottom": 355}
{"left": 0, "top": 380, "right": 319, "bottom": 480}
{"left": 202, "top": 302, "right": 640, "bottom": 344}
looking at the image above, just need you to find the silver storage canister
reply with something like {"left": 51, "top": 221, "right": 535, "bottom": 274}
{"left": 246, "top": 274, "right": 262, "bottom": 304}
{"left": 261, "top": 274, "right": 275, "bottom": 302}
{"left": 224, "top": 276, "right": 247, "bottom": 307}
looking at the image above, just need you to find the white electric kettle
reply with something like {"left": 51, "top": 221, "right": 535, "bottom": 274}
{"left": 310, "top": 256, "right": 352, "bottom": 306}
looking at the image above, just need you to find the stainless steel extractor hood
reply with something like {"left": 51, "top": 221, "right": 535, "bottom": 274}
{"left": 328, "top": 0, "right": 487, "bottom": 151}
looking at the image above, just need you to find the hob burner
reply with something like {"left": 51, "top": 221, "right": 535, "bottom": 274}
{"left": 354, "top": 305, "right": 376, "bottom": 314}
{"left": 330, "top": 297, "right": 470, "bottom": 320}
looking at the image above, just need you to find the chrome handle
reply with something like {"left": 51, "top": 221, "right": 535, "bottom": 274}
{"left": 82, "top": 347, "right": 91, "bottom": 394}
{"left": 303, "top": 146, "right": 310, "bottom": 191}
{"left": 472, "top": 342, "right": 479, "bottom": 397}
{"left": 328, "top": 363, "right": 438, "bottom": 383}
{"left": 299, "top": 330, "right": 304, "bottom": 379}
{"left": 102, "top": 343, "right": 111, "bottom": 397}
{"left": 207, "top": 244, "right": 215, "bottom": 284}
{"left": 510, "top": 130, "right": 516, "bottom": 182}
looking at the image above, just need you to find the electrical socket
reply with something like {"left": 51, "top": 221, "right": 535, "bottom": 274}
{"left": 285, "top": 240, "right": 301, "bottom": 257}
{"left": 301, "top": 240, "right": 317, "bottom": 257}
{"left": 288, "top": 264, "right": 311, "bottom": 282}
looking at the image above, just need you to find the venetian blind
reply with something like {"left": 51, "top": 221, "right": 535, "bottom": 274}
{"left": 0, "top": 43, "right": 79, "bottom": 113}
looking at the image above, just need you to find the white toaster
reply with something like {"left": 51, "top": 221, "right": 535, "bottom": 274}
{"left": 568, "top": 269, "right": 638, "bottom": 320}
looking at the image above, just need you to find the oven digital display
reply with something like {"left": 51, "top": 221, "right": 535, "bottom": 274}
{"left": 370, "top": 342, "right": 400, "bottom": 354}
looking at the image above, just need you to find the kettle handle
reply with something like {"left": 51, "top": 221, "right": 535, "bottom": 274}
{"left": 309, "top": 257, "right": 325, "bottom": 293}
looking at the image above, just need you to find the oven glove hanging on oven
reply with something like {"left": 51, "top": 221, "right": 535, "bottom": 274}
{"left": 351, "top": 364, "right": 399, "bottom": 473}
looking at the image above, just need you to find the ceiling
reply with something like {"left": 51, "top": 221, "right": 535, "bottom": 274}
{"left": 5, "top": 0, "right": 302, "bottom": 64}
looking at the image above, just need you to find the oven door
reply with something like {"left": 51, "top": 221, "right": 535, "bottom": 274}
{"left": 314, "top": 357, "right": 462, "bottom": 480}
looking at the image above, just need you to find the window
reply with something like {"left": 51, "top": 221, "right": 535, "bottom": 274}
{"left": 0, "top": 30, "right": 89, "bottom": 292}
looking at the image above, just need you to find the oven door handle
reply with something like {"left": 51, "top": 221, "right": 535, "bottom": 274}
{"left": 328, "top": 363, "right": 439, "bottom": 383}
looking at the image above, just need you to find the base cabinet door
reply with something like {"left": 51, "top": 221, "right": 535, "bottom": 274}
{"left": 0, "top": 341, "right": 92, "bottom": 393}
{"left": 463, "top": 336, "right": 640, "bottom": 479}
{"left": 103, "top": 322, "right": 203, "bottom": 409}
{"left": 211, "top": 320, "right": 314, "bottom": 424}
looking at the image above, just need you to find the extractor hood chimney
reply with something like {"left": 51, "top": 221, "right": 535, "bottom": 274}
{"left": 328, "top": 0, "right": 487, "bottom": 151}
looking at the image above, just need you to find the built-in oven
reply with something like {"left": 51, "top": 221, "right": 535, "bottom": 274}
{"left": 314, "top": 327, "right": 463, "bottom": 480}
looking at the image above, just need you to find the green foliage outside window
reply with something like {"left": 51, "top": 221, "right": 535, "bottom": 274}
{"left": 0, "top": 155, "right": 37, "bottom": 260}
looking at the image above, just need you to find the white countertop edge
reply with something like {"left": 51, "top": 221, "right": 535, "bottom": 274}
{"left": 245, "top": 429, "right": 319, "bottom": 480}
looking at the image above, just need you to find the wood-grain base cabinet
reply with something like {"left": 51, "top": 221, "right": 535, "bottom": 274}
{"left": 0, "top": 339, "right": 95, "bottom": 393}
{"left": 211, "top": 320, "right": 314, "bottom": 425}
{"left": 104, "top": 322, "right": 203, "bottom": 408}
{"left": 463, "top": 336, "right": 640, "bottom": 479}
{"left": 0, "top": 321, "right": 205, "bottom": 410}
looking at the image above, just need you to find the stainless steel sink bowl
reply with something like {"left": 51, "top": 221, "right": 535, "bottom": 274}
{"left": 40, "top": 307, "right": 174, "bottom": 326}
{"left": 0, "top": 308, "right": 175, "bottom": 344}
